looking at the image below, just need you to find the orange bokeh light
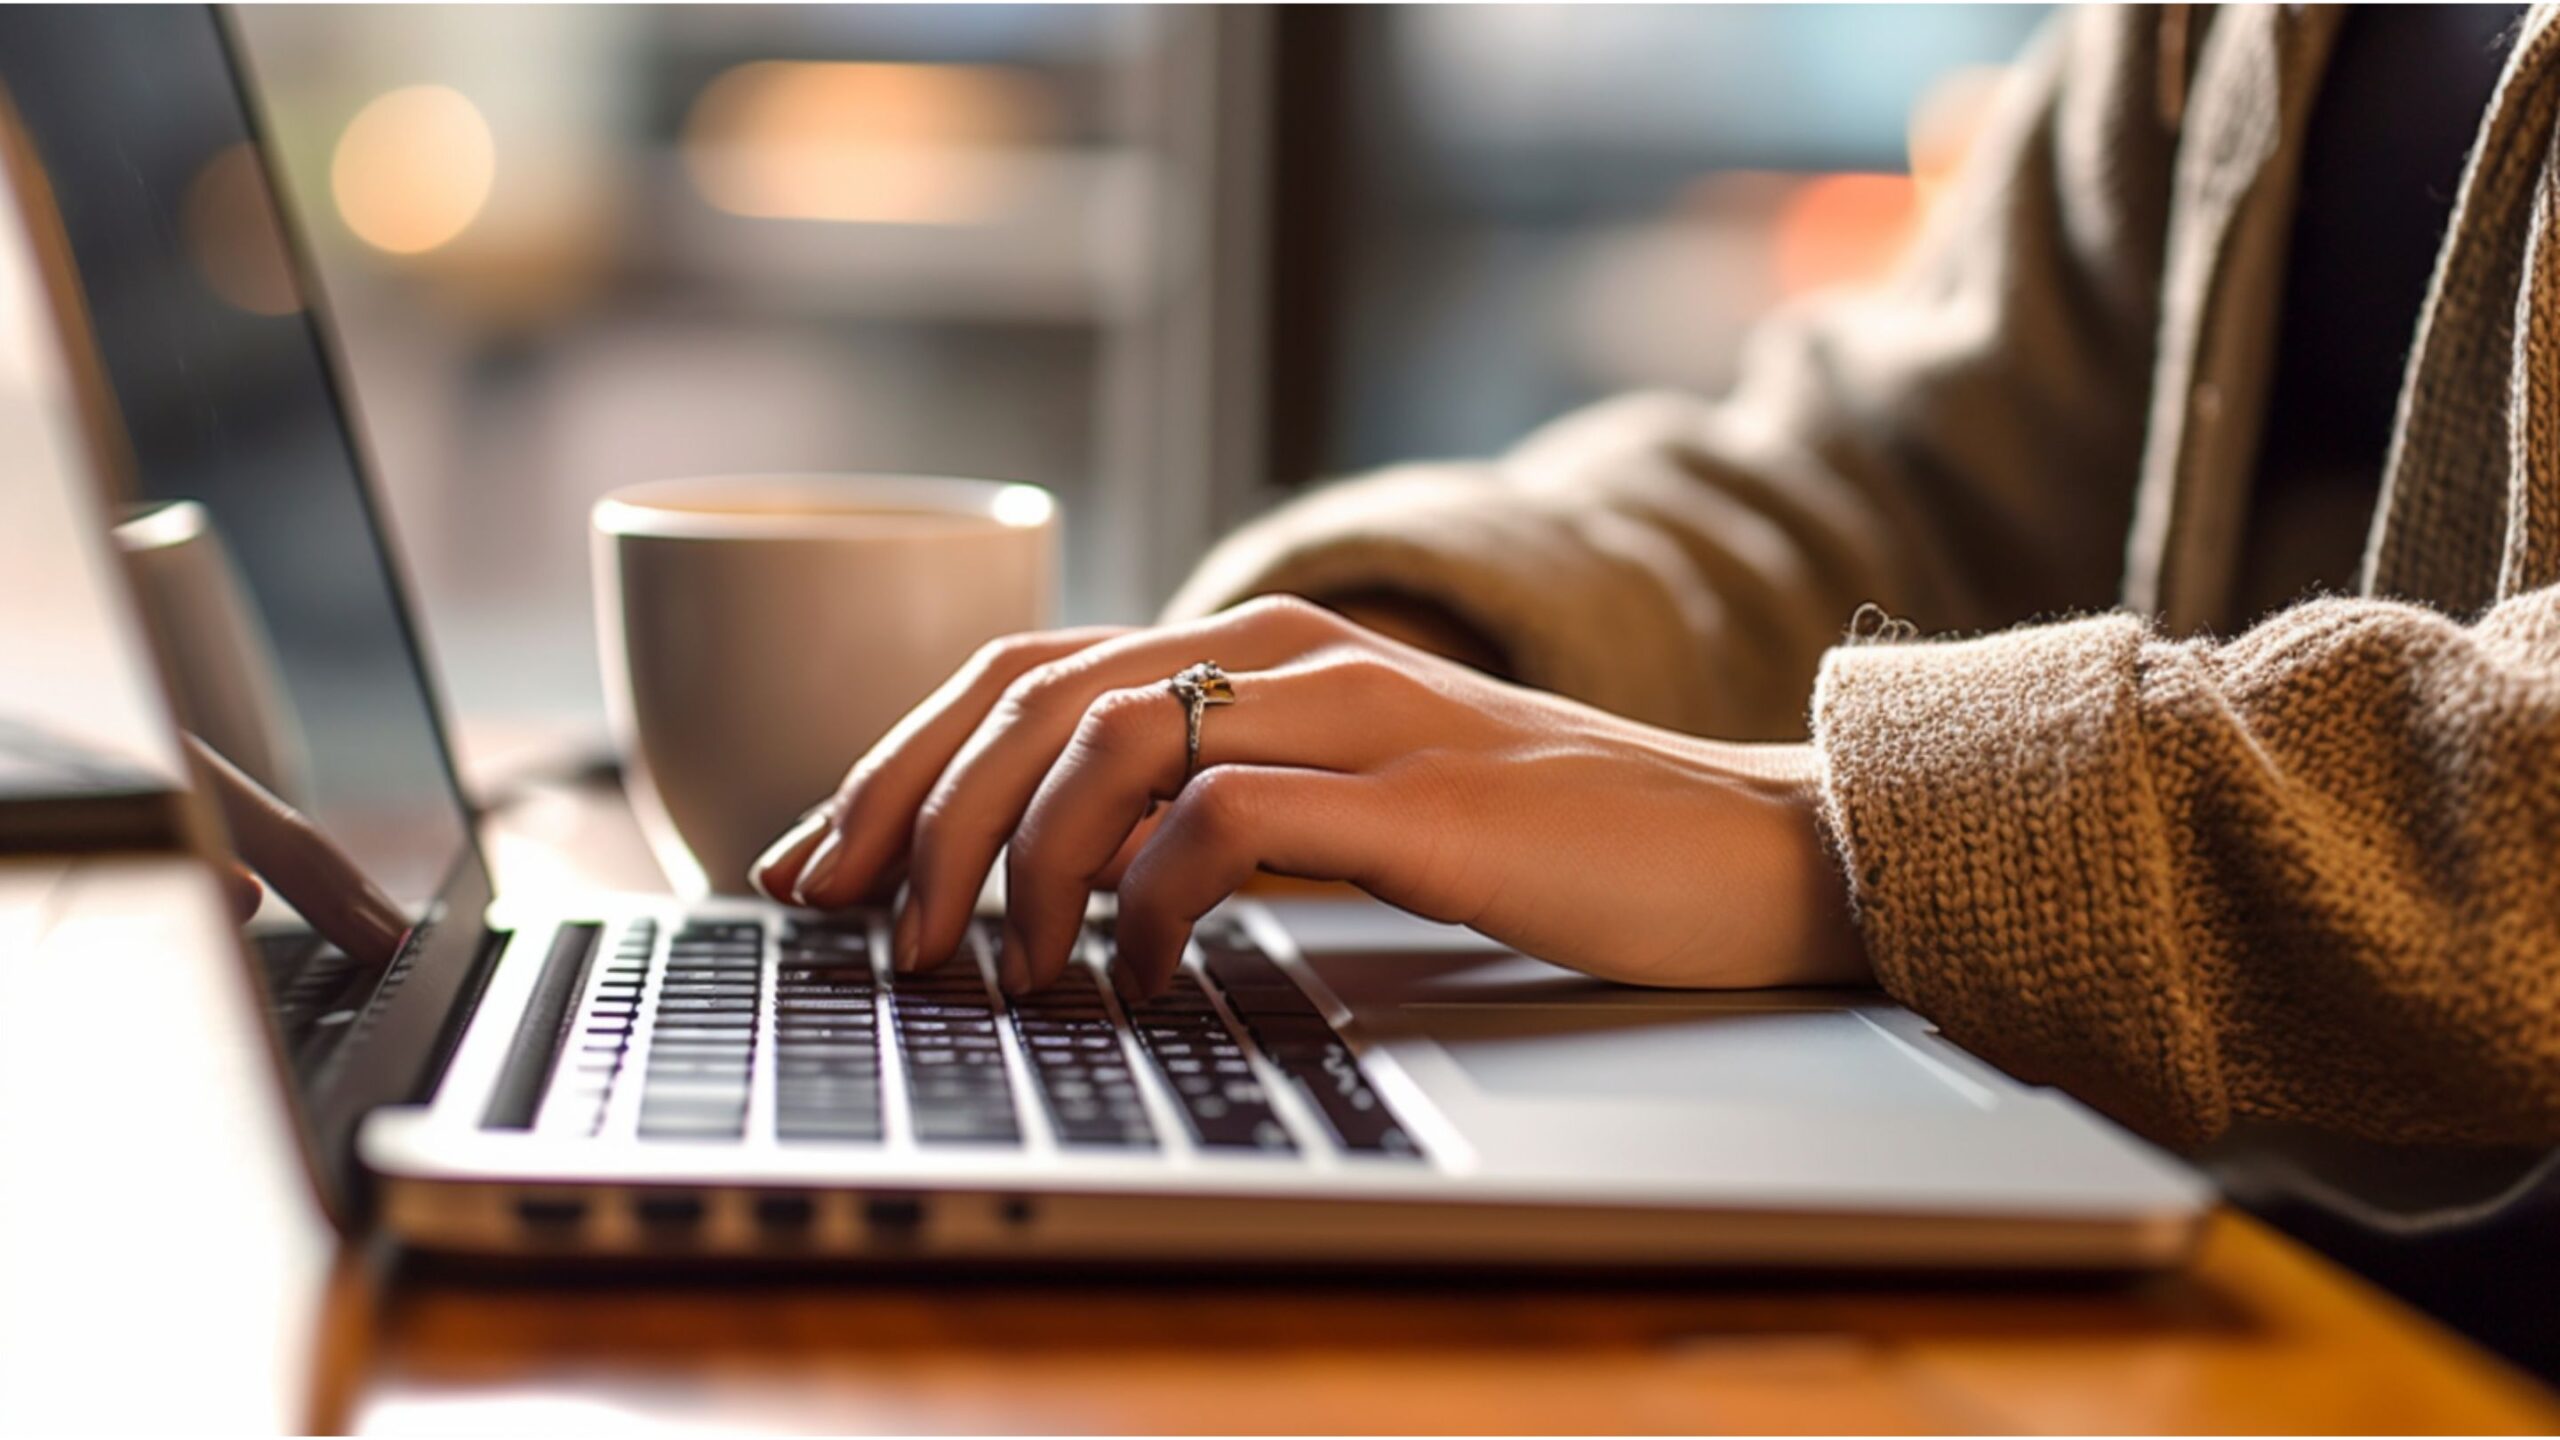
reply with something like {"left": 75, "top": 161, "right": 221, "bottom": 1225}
{"left": 1771, "top": 172, "right": 1921, "bottom": 297}
{"left": 682, "top": 61, "right": 1051, "bottom": 227}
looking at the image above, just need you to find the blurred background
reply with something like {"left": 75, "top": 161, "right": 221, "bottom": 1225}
{"left": 229, "top": 3, "right": 2049, "bottom": 782}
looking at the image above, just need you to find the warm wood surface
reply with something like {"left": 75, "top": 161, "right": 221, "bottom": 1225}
{"left": 337, "top": 1208, "right": 2560, "bottom": 1434}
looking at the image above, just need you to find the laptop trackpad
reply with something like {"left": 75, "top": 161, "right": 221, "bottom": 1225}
{"left": 1410, "top": 1005, "right": 1971, "bottom": 1110}
{"left": 1293, "top": 949, "right": 1984, "bottom": 1113}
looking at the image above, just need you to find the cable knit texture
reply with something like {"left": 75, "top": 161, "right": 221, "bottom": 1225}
{"left": 1168, "top": 6, "right": 2560, "bottom": 1149}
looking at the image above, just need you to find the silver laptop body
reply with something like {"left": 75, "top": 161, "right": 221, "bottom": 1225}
{"left": 10, "top": 4, "right": 2208, "bottom": 1272}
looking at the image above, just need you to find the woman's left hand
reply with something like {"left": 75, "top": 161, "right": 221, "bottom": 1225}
{"left": 753, "top": 596, "right": 1868, "bottom": 998}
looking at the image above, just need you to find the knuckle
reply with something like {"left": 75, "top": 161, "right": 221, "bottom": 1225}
{"left": 1176, "top": 766, "right": 1259, "bottom": 842}
{"left": 967, "top": 631, "right": 1045, "bottom": 683}
{"left": 1329, "top": 646, "right": 1408, "bottom": 695}
{"left": 997, "top": 656, "right": 1083, "bottom": 717}
{"left": 1073, "top": 687, "right": 1160, "bottom": 761}
{"left": 1237, "top": 592, "right": 1334, "bottom": 641}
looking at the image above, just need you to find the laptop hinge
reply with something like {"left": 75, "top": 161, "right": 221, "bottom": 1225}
{"left": 419, "top": 924, "right": 512, "bottom": 1104}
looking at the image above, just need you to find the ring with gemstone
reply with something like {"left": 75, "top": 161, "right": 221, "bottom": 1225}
{"left": 1164, "top": 661, "right": 1238, "bottom": 784}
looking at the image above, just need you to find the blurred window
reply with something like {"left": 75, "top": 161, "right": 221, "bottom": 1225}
{"left": 1264, "top": 4, "right": 2047, "bottom": 478}
{"left": 233, "top": 4, "right": 2046, "bottom": 774}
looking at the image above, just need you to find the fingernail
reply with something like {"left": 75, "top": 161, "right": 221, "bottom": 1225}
{"left": 892, "top": 901, "right": 922, "bottom": 973}
{"left": 753, "top": 810, "right": 829, "bottom": 889}
{"left": 791, "top": 831, "right": 848, "bottom": 907}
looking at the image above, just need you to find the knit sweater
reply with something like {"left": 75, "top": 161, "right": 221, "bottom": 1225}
{"left": 1164, "top": 5, "right": 2560, "bottom": 1150}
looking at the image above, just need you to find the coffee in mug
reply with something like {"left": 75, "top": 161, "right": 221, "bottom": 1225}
{"left": 593, "top": 474, "right": 1058, "bottom": 895}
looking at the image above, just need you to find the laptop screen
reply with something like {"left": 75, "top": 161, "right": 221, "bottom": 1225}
{"left": 0, "top": 8, "right": 478, "bottom": 925}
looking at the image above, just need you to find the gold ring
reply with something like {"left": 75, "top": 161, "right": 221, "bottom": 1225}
{"left": 1165, "top": 661, "right": 1237, "bottom": 784}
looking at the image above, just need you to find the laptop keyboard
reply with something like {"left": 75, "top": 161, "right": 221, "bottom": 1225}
{"left": 527, "top": 913, "right": 1422, "bottom": 1162}
{"left": 254, "top": 931, "right": 377, "bottom": 1073}
{"left": 637, "top": 920, "right": 761, "bottom": 1140}
{"left": 775, "top": 922, "right": 885, "bottom": 1143}
{"left": 1004, "top": 965, "right": 1148, "bottom": 1146}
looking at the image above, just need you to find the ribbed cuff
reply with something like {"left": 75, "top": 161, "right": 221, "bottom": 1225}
{"left": 1811, "top": 613, "right": 2223, "bottom": 1145}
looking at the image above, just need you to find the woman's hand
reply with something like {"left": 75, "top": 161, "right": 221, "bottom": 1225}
{"left": 753, "top": 596, "right": 1868, "bottom": 997}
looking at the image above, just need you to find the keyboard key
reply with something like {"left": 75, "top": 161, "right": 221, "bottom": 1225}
{"left": 774, "top": 997, "right": 873, "bottom": 1014}
{"left": 913, "top": 1109, "right": 1021, "bottom": 1144}
{"left": 1131, "top": 1038, "right": 1292, "bottom": 1153}
{"left": 640, "top": 917, "right": 764, "bottom": 1144}
{"left": 1190, "top": 1109, "right": 1294, "bottom": 1150}
{"left": 1005, "top": 968, "right": 1158, "bottom": 1150}
{"left": 778, "top": 1115, "right": 884, "bottom": 1142}
{"left": 638, "top": 1105, "right": 747, "bottom": 1139}
{"left": 1261, "top": 1039, "right": 1421, "bottom": 1157}
{"left": 776, "top": 1034, "right": 876, "bottom": 1052}
{"left": 774, "top": 944, "right": 882, "bottom": 1143}
{"left": 1181, "top": 930, "right": 1425, "bottom": 1158}
{"left": 658, "top": 996, "right": 756, "bottom": 1015}
{"left": 1219, "top": 984, "right": 1325, "bottom": 1019}
{"left": 1199, "top": 943, "right": 1288, "bottom": 992}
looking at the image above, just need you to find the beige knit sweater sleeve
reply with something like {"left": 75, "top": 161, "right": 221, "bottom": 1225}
{"left": 1165, "top": 7, "right": 2176, "bottom": 740}
{"left": 1815, "top": 591, "right": 2560, "bottom": 1150}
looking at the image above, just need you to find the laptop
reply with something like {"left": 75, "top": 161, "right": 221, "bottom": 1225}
{"left": 1, "top": 5, "right": 2209, "bottom": 1269}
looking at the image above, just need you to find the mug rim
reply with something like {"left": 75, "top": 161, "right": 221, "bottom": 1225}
{"left": 594, "top": 473, "right": 1055, "bottom": 541}
{"left": 111, "top": 497, "right": 210, "bottom": 552}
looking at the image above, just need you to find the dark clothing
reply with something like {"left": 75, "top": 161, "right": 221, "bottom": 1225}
{"left": 2243, "top": 5, "right": 2525, "bottom": 620}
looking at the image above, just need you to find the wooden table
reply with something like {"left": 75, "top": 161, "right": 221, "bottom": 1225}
{"left": 334, "top": 1207, "right": 2560, "bottom": 1434}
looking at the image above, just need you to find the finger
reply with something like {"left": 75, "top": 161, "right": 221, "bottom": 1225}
{"left": 1090, "top": 806, "right": 1163, "bottom": 891}
{"left": 760, "top": 625, "right": 1130, "bottom": 905}
{"left": 999, "top": 656, "right": 1421, "bottom": 992}
{"left": 835, "top": 595, "right": 1364, "bottom": 967}
{"left": 1111, "top": 765, "right": 1413, "bottom": 998}
{"left": 220, "top": 863, "right": 264, "bottom": 923}
{"left": 749, "top": 805, "right": 832, "bottom": 903}
{"left": 184, "top": 735, "right": 409, "bottom": 969}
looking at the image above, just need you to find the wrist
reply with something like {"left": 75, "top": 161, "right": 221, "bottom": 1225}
{"left": 1702, "top": 739, "right": 1874, "bottom": 988}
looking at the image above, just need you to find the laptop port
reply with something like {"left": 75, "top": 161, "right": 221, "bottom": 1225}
{"left": 515, "top": 1195, "right": 587, "bottom": 1233}
{"left": 753, "top": 1193, "right": 816, "bottom": 1234}
{"left": 863, "top": 1194, "right": 925, "bottom": 1239}
{"left": 634, "top": 1192, "right": 706, "bottom": 1233}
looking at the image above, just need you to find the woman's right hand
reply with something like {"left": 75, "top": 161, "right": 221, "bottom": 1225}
{"left": 751, "top": 597, "right": 1867, "bottom": 999}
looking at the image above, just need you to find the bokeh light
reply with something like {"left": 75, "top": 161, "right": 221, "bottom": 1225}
{"left": 331, "top": 84, "right": 495, "bottom": 256}
{"left": 681, "top": 61, "right": 1049, "bottom": 227}
{"left": 1772, "top": 173, "right": 1921, "bottom": 296}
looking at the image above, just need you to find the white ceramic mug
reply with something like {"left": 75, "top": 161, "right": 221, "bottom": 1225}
{"left": 594, "top": 474, "right": 1058, "bottom": 896}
